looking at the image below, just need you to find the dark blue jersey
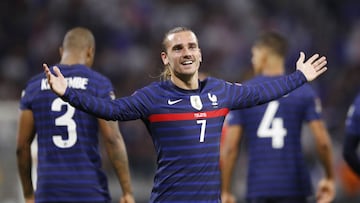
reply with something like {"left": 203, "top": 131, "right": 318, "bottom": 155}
{"left": 343, "top": 92, "right": 360, "bottom": 175}
{"left": 61, "top": 70, "right": 307, "bottom": 202}
{"left": 20, "top": 64, "right": 114, "bottom": 203}
{"left": 227, "top": 75, "right": 322, "bottom": 198}
{"left": 345, "top": 92, "right": 360, "bottom": 136}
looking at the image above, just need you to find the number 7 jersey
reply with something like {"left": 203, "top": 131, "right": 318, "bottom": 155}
{"left": 20, "top": 64, "right": 114, "bottom": 203}
{"left": 61, "top": 70, "right": 307, "bottom": 202}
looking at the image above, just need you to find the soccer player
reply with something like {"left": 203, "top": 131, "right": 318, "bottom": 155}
{"left": 44, "top": 27, "right": 327, "bottom": 202}
{"left": 16, "top": 27, "right": 135, "bottom": 203}
{"left": 343, "top": 91, "right": 360, "bottom": 177}
{"left": 221, "top": 32, "right": 335, "bottom": 203}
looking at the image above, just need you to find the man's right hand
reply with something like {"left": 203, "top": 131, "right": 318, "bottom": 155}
{"left": 295, "top": 52, "right": 327, "bottom": 82}
{"left": 43, "top": 63, "right": 67, "bottom": 96}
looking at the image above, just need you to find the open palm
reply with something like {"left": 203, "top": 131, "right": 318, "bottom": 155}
{"left": 296, "top": 52, "right": 327, "bottom": 81}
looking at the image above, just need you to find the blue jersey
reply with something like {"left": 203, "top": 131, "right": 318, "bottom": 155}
{"left": 61, "top": 70, "right": 307, "bottom": 202}
{"left": 345, "top": 92, "right": 360, "bottom": 136}
{"left": 227, "top": 75, "right": 322, "bottom": 198}
{"left": 20, "top": 64, "right": 114, "bottom": 203}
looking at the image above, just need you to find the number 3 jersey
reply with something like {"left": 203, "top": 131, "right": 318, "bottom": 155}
{"left": 20, "top": 64, "right": 114, "bottom": 203}
{"left": 226, "top": 75, "right": 322, "bottom": 198}
{"left": 61, "top": 70, "right": 307, "bottom": 202}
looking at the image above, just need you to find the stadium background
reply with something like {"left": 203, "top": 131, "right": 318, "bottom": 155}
{"left": 1, "top": 0, "right": 360, "bottom": 202}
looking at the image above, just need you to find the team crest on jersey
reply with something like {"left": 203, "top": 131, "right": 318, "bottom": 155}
{"left": 190, "top": 95, "right": 203, "bottom": 110}
{"left": 208, "top": 93, "right": 218, "bottom": 107}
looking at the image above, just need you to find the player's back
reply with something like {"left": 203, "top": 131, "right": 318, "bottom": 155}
{"left": 227, "top": 75, "right": 321, "bottom": 198}
{"left": 20, "top": 64, "right": 113, "bottom": 202}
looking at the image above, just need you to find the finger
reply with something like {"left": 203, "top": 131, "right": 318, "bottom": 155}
{"left": 315, "top": 60, "right": 328, "bottom": 71}
{"left": 312, "top": 56, "right": 327, "bottom": 67}
{"left": 43, "top": 63, "right": 52, "bottom": 81}
{"left": 43, "top": 63, "right": 51, "bottom": 74}
{"left": 305, "top": 53, "right": 320, "bottom": 64}
{"left": 43, "top": 63, "right": 48, "bottom": 71}
{"left": 53, "top": 66, "right": 64, "bottom": 79}
{"left": 316, "top": 66, "right": 327, "bottom": 75}
{"left": 297, "top": 51, "right": 305, "bottom": 64}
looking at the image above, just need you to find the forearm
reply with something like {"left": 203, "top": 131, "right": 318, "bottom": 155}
{"left": 62, "top": 88, "right": 144, "bottom": 121}
{"left": 238, "top": 71, "right": 307, "bottom": 108}
{"left": 316, "top": 136, "right": 335, "bottom": 179}
{"left": 105, "top": 138, "right": 133, "bottom": 195}
{"left": 309, "top": 120, "right": 335, "bottom": 179}
{"left": 221, "top": 145, "right": 238, "bottom": 193}
{"left": 221, "top": 155, "right": 237, "bottom": 193}
{"left": 257, "top": 70, "right": 307, "bottom": 105}
{"left": 313, "top": 126, "right": 335, "bottom": 179}
{"left": 62, "top": 88, "right": 118, "bottom": 120}
{"left": 16, "top": 147, "right": 34, "bottom": 198}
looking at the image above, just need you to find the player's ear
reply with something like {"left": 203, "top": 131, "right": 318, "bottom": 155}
{"left": 87, "top": 47, "right": 95, "bottom": 58}
{"left": 161, "top": 51, "right": 169, "bottom": 65}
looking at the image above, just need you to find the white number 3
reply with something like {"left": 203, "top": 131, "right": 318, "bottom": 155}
{"left": 257, "top": 101, "right": 287, "bottom": 149}
{"left": 51, "top": 98, "right": 77, "bottom": 148}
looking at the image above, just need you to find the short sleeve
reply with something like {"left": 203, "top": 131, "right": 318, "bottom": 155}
{"left": 226, "top": 109, "right": 245, "bottom": 126}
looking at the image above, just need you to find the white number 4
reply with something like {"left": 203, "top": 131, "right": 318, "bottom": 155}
{"left": 257, "top": 101, "right": 287, "bottom": 149}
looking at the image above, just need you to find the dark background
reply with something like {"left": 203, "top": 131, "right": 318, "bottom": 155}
{"left": 1, "top": 0, "right": 360, "bottom": 202}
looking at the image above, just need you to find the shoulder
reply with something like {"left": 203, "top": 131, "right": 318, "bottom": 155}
{"left": 75, "top": 65, "right": 113, "bottom": 87}
{"left": 77, "top": 65, "right": 111, "bottom": 83}
{"left": 203, "top": 77, "right": 237, "bottom": 88}
{"left": 204, "top": 77, "right": 226, "bottom": 84}
{"left": 131, "top": 81, "right": 162, "bottom": 96}
{"left": 89, "top": 69, "right": 111, "bottom": 82}
{"left": 24, "top": 72, "right": 46, "bottom": 91}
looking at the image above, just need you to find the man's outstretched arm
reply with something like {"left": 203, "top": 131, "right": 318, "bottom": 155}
{"left": 44, "top": 52, "right": 327, "bottom": 98}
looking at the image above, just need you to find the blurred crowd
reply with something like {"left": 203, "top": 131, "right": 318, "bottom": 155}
{"left": 2, "top": 0, "right": 360, "bottom": 202}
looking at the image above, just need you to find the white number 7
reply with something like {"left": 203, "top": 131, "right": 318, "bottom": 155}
{"left": 257, "top": 101, "right": 287, "bottom": 149}
{"left": 197, "top": 119, "right": 207, "bottom": 142}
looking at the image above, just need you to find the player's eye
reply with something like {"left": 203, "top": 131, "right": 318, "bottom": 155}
{"left": 172, "top": 45, "right": 183, "bottom": 51}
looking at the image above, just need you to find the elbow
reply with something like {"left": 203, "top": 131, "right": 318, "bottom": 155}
{"left": 16, "top": 144, "right": 24, "bottom": 157}
{"left": 16, "top": 143, "right": 31, "bottom": 158}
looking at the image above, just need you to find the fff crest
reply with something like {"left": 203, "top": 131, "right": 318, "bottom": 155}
{"left": 190, "top": 95, "right": 203, "bottom": 110}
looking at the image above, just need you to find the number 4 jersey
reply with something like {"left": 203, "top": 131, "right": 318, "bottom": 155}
{"left": 20, "top": 64, "right": 114, "bottom": 203}
{"left": 226, "top": 75, "right": 322, "bottom": 199}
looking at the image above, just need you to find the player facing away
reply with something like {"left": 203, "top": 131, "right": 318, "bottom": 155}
{"left": 16, "top": 27, "right": 135, "bottom": 203}
{"left": 44, "top": 27, "right": 327, "bottom": 202}
{"left": 343, "top": 91, "right": 360, "bottom": 177}
{"left": 220, "top": 32, "right": 335, "bottom": 203}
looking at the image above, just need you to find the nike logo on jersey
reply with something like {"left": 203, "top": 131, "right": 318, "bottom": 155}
{"left": 168, "top": 99, "right": 183, "bottom": 105}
